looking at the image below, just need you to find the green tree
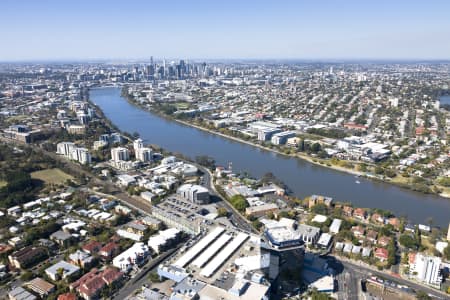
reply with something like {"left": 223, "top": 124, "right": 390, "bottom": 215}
{"left": 229, "top": 195, "right": 249, "bottom": 212}
{"left": 399, "top": 234, "right": 419, "bottom": 249}
{"left": 217, "top": 207, "right": 228, "bottom": 217}
{"left": 444, "top": 245, "right": 450, "bottom": 261}
{"left": 311, "top": 142, "right": 321, "bottom": 153}
{"left": 416, "top": 290, "right": 432, "bottom": 300}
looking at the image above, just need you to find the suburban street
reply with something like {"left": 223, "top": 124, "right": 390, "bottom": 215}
{"left": 114, "top": 246, "right": 179, "bottom": 300}
{"left": 196, "top": 164, "right": 256, "bottom": 233}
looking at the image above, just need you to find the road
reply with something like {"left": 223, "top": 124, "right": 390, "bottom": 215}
{"left": 340, "top": 259, "right": 447, "bottom": 299}
{"left": 114, "top": 247, "right": 179, "bottom": 300}
{"left": 335, "top": 269, "right": 362, "bottom": 300}
{"left": 195, "top": 164, "right": 256, "bottom": 233}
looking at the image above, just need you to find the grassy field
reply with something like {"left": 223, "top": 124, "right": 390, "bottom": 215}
{"left": 175, "top": 102, "right": 190, "bottom": 109}
{"left": 31, "top": 168, "right": 73, "bottom": 184}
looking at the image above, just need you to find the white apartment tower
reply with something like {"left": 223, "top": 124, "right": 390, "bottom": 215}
{"left": 111, "top": 147, "right": 130, "bottom": 162}
{"left": 133, "top": 138, "right": 143, "bottom": 153}
{"left": 136, "top": 147, "right": 152, "bottom": 162}
{"left": 410, "top": 253, "right": 442, "bottom": 287}
{"left": 447, "top": 223, "right": 450, "bottom": 241}
{"left": 70, "top": 147, "right": 91, "bottom": 165}
{"left": 57, "top": 142, "right": 75, "bottom": 156}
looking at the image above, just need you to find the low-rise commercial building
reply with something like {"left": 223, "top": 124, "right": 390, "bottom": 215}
{"left": 177, "top": 184, "right": 210, "bottom": 204}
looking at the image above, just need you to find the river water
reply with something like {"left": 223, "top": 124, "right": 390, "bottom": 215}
{"left": 91, "top": 87, "right": 450, "bottom": 227}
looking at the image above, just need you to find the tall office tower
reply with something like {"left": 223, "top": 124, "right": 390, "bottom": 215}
{"left": 163, "top": 59, "right": 166, "bottom": 78}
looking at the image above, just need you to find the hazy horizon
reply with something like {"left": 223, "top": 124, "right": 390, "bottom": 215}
{"left": 1, "top": 0, "right": 450, "bottom": 61}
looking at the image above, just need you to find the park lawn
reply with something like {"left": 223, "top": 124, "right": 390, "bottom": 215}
{"left": 175, "top": 102, "right": 190, "bottom": 109}
{"left": 391, "top": 175, "right": 410, "bottom": 185}
{"left": 31, "top": 168, "right": 73, "bottom": 185}
{"left": 6, "top": 115, "right": 28, "bottom": 122}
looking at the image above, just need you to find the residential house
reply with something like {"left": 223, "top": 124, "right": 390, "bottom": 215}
{"left": 351, "top": 226, "right": 365, "bottom": 238}
{"left": 125, "top": 221, "right": 148, "bottom": 237}
{"left": 8, "top": 246, "right": 47, "bottom": 269}
{"left": 353, "top": 208, "right": 367, "bottom": 221}
{"left": 45, "top": 260, "right": 80, "bottom": 281}
{"left": 8, "top": 287, "right": 37, "bottom": 300}
{"left": 69, "top": 250, "right": 95, "bottom": 269}
{"left": 57, "top": 293, "right": 77, "bottom": 300}
{"left": 141, "top": 216, "right": 162, "bottom": 230}
{"left": 378, "top": 236, "right": 392, "bottom": 247}
{"left": 50, "top": 230, "right": 74, "bottom": 247}
{"left": 342, "top": 206, "right": 353, "bottom": 217}
{"left": 99, "top": 242, "right": 120, "bottom": 261}
{"left": 82, "top": 241, "right": 102, "bottom": 255}
{"left": 26, "top": 277, "right": 55, "bottom": 297}
{"left": 71, "top": 268, "right": 122, "bottom": 300}
{"left": 374, "top": 248, "right": 389, "bottom": 261}
{"left": 388, "top": 217, "right": 400, "bottom": 229}
{"left": 371, "top": 213, "right": 385, "bottom": 224}
{"left": 70, "top": 269, "right": 105, "bottom": 300}
{"left": 362, "top": 247, "right": 372, "bottom": 257}
{"left": 365, "top": 230, "right": 378, "bottom": 244}
{"left": 308, "top": 195, "right": 333, "bottom": 209}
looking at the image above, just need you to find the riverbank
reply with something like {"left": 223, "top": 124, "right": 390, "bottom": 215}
{"left": 174, "top": 118, "right": 366, "bottom": 177}
{"left": 121, "top": 92, "right": 450, "bottom": 199}
{"left": 179, "top": 119, "right": 450, "bottom": 199}
{"left": 90, "top": 86, "right": 450, "bottom": 226}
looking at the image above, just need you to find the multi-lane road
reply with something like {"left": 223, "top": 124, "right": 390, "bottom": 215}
{"left": 340, "top": 259, "right": 448, "bottom": 300}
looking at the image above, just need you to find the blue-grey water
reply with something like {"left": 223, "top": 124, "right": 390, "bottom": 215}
{"left": 440, "top": 95, "right": 450, "bottom": 105}
{"left": 91, "top": 87, "right": 450, "bottom": 227}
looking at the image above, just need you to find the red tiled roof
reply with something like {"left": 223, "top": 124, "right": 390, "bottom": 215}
{"left": 99, "top": 242, "right": 119, "bottom": 255}
{"left": 70, "top": 268, "right": 99, "bottom": 290}
{"left": 375, "top": 247, "right": 389, "bottom": 259}
{"left": 82, "top": 241, "right": 102, "bottom": 254}
{"left": 353, "top": 208, "right": 366, "bottom": 217}
{"left": 79, "top": 275, "right": 105, "bottom": 297}
{"left": 408, "top": 252, "right": 417, "bottom": 264}
{"left": 101, "top": 267, "right": 123, "bottom": 285}
{"left": 57, "top": 293, "right": 77, "bottom": 300}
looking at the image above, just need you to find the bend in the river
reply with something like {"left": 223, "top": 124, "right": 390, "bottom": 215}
{"left": 91, "top": 87, "right": 450, "bottom": 227}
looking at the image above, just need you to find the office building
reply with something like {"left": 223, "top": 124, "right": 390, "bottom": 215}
{"left": 177, "top": 184, "right": 210, "bottom": 204}
{"left": 271, "top": 131, "right": 296, "bottom": 145}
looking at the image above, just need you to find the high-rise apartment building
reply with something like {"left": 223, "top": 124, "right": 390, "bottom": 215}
{"left": 111, "top": 147, "right": 130, "bottom": 162}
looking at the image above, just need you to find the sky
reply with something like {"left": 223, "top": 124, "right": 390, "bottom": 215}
{"left": 1, "top": 0, "right": 449, "bottom": 61}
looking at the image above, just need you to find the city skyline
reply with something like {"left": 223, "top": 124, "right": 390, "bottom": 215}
{"left": 1, "top": 0, "right": 450, "bottom": 61}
